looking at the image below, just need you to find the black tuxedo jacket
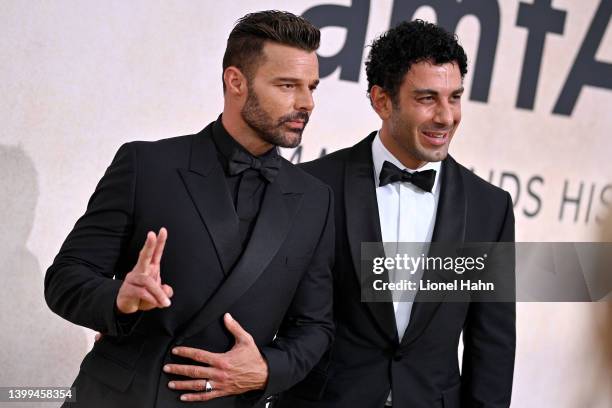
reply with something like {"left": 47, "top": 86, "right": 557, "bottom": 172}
{"left": 277, "top": 133, "right": 515, "bottom": 408}
{"left": 44, "top": 122, "right": 335, "bottom": 408}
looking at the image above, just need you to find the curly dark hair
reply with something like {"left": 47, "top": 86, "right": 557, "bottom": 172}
{"left": 365, "top": 20, "right": 468, "bottom": 103}
{"left": 222, "top": 10, "right": 320, "bottom": 91}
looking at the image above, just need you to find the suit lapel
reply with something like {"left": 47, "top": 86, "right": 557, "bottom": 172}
{"left": 178, "top": 124, "right": 241, "bottom": 275}
{"left": 345, "top": 132, "right": 398, "bottom": 344}
{"left": 429, "top": 156, "right": 467, "bottom": 244}
{"left": 180, "top": 161, "right": 303, "bottom": 339}
{"left": 400, "top": 155, "right": 467, "bottom": 347}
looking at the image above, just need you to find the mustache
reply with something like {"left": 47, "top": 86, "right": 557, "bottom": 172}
{"left": 278, "top": 111, "right": 310, "bottom": 126}
{"left": 422, "top": 126, "right": 453, "bottom": 133}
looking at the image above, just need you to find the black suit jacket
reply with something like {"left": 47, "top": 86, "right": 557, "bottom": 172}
{"left": 277, "top": 133, "right": 515, "bottom": 408}
{"left": 44, "top": 122, "right": 335, "bottom": 408}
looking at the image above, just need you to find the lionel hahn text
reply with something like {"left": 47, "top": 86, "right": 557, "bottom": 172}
{"left": 373, "top": 279, "right": 495, "bottom": 292}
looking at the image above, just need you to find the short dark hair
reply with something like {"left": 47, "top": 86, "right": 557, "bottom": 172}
{"left": 222, "top": 10, "right": 320, "bottom": 91}
{"left": 365, "top": 20, "right": 468, "bottom": 103}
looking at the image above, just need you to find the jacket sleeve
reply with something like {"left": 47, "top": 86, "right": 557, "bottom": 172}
{"left": 44, "top": 143, "right": 139, "bottom": 337}
{"left": 259, "top": 185, "right": 335, "bottom": 399}
{"left": 461, "top": 191, "right": 516, "bottom": 407}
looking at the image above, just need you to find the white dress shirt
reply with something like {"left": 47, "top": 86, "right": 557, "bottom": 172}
{"left": 371, "top": 132, "right": 441, "bottom": 405}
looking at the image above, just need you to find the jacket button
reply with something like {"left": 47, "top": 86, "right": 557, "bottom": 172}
{"left": 175, "top": 339, "right": 184, "bottom": 346}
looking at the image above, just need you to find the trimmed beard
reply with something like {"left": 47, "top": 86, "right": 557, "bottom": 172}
{"left": 241, "top": 86, "right": 309, "bottom": 148}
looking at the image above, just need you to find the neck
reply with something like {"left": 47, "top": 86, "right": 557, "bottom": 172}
{"left": 221, "top": 109, "right": 273, "bottom": 156}
{"left": 379, "top": 123, "right": 427, "bottom": 170}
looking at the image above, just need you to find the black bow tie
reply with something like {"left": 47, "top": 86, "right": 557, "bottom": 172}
{"left": 227, "top": 149, "right": 281, "bottom": 183}
{"left": 378, "top": 161, "right": 436, "bottom": 192}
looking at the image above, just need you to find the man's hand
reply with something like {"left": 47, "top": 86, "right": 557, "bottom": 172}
{"left": 116, "top": 228, "right": 173, "bottom": 314}
{"left": 163, "top": 313, "right": 269, "bottom": 402}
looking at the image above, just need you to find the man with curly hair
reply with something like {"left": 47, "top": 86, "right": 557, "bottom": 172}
{"left": 277, "top": 20, "right": 515, "bottom": 408}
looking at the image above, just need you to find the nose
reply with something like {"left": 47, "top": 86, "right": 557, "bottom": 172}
{"left": 434, "top": 102, "right": 454, "bottom": 127}
{"left": 295, "top": 88, "right": 315, "bottom": 112}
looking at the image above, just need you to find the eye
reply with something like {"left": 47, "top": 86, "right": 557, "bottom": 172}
{"left": 280, "top": 84, "right": 295, "bottom": 89}
{"left": 418, "top": 96, "right": 434, "bottom": 102}
{"left": 451, "top": 94, "right": 462, "bottom": 102}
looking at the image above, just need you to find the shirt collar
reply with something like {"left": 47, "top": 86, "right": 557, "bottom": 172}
{"left": 211, "top": 114, "right": 278, "bottom": 172}
{"left": 371, "top": 131, "right": 442, "bottom": 191}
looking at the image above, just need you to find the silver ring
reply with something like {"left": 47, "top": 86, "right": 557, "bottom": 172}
{"left": 205, "top": 380, "right": 213, "bottom": 393}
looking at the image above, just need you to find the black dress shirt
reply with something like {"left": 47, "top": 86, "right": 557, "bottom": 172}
{"left": 210, "top": 117, "right": 279, "bottom": 249}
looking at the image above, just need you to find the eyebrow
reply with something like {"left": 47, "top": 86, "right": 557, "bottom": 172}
{"left": 413, "top": 87, "right": 465, "bottom": 95}
{"left": 274, "top": 77, "right": 320, "bottom": 86}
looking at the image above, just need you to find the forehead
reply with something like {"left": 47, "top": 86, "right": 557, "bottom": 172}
{"left": 402, "top": 60, "right": 462, "bottom": 90}
{"left": 254, "top": 42, "right": 319, "bottom": 79}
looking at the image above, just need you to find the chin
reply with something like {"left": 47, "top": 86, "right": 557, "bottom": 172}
{"left": 279, "top": 133, "right": 302, "bottom": 149}
{"left": 431, "top": 150, "right": 449, "bottom": 162}
{"left": 419, "top": 148, "right": 449, "bottom": 163}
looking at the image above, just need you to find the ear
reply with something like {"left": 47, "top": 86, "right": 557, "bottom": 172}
{"left": 223, "top": 66, "right": 248, "bottom": 96}
{"left": 370, "top": 85, "right": 393, "bottom": 120}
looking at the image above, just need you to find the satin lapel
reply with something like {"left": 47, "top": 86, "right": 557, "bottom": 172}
{"left": 401, "top": 155, "right": 467, "bottom": 347}
{"left": 345, "top": 133, "right": 398, "bottom": 344}
{"left": 180, "top": 163, "right": 303, "bottom": 339}
{"left": 178, "top": 125, "right": 241, "bottom": 275}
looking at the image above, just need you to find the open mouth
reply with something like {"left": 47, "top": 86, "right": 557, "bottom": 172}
{"left": 421, "top": 130, "right": 449, "bottom": 146}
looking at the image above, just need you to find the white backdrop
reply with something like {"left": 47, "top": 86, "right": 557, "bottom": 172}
{"left": 1, "top": 1, "right": 610, "bottom": 407}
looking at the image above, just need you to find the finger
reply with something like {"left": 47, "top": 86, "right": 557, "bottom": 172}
{"left": 152, "top": 227, "right": 168, "bottom": 265}
{"left": 169, "top": 378, "right": 221, "bottom": 391}
{"left": 135, "top": 286, "right": 161, "bottom": 307}
{"left": 169, "top": 379, "right": 207, "bottom": 392}
{"left": 162, "top": 284, "right": 174, "bottom": 298}
{"left": 163, "top": 364, "right": 211, "bottom": 379}
{"left": 94, "top": 332, "right": 103, "bottom": 342}
{"left": 142, "top": 278, "right": 171, "bottom": 307}
{"left": 171, "top": 347, "right": 220, "bottom": 366}
{"left": 224, "top": 313, "right": 253, "bottom": 344}
{"left": 121, "top": 282, "right": 160, "bottom": 311}
{"left": 137, "top": 231, "right": 157, "bottom": 270}
{"left": 179, "top": 390, "right": 227, "bottom": 402}
{"left": 130, "top": 274, "right": 171, "bottom": 307}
